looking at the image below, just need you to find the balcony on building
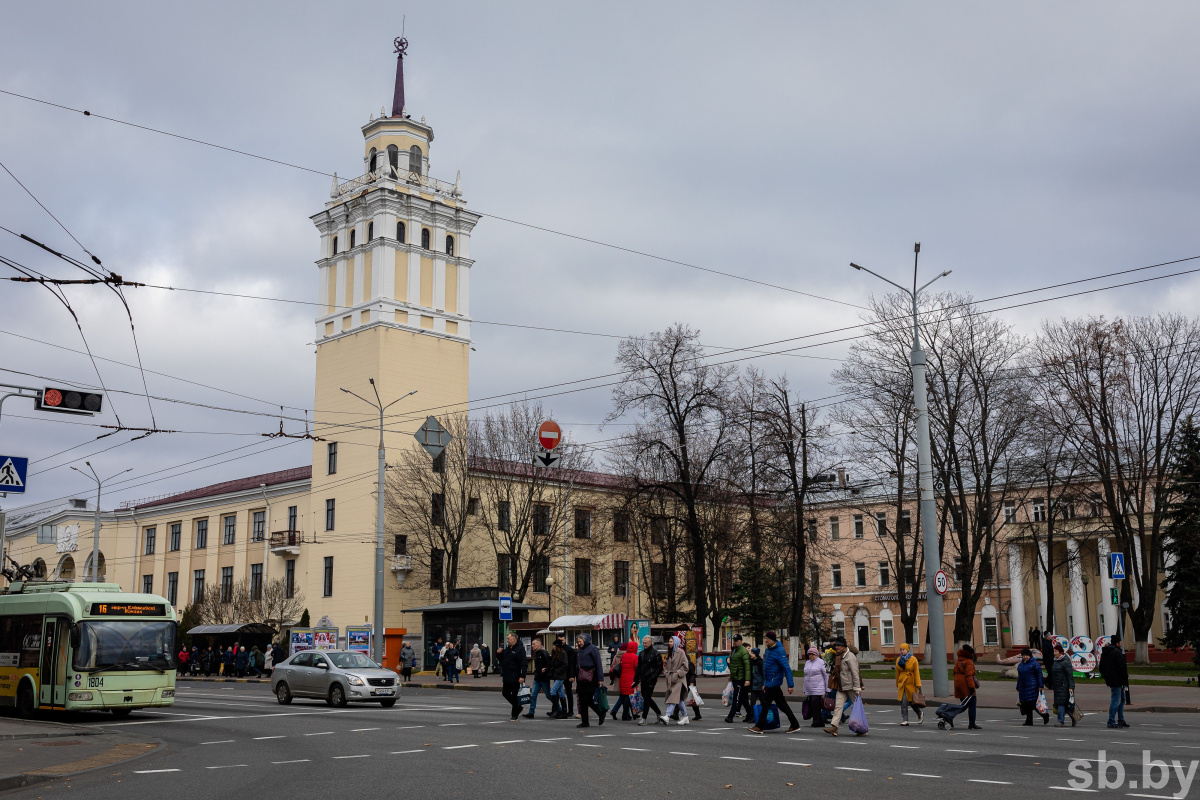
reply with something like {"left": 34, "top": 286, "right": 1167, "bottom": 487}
{"left": 269, "top": 530, "right": 303, "bottom": 556}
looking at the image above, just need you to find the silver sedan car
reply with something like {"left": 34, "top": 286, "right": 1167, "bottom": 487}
{"left": 271, "top": 649, "right": 399, "bottom": 707}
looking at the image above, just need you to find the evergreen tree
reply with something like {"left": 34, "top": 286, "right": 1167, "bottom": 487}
{"left": 1161, "top": 416, "right": 1200, "bottom": 670}
{"left": 177, "top": 604, "right": 201, "bottom": 647}
{"left": 298, "top": 608, "right": 311, "bottom": 628}
{"left": 728, "top": 561, "right": 783, "bottom": 641}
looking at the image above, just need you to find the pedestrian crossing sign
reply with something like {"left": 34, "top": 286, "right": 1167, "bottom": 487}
{"left": 0, "top": 456, "right": 28, "bottom": 494}
{"left": 1109, "top": 552, "right": 1126, "bottom": 580}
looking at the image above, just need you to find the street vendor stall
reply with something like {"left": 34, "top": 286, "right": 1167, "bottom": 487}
{"left": 547, "top": 613, "right": 628, "bottom": 672}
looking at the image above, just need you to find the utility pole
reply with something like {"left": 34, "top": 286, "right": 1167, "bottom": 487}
{"left": 340, "top": 380, "right": 416, "bottom": 666}
{"left": 69, "top": 462, "right": 132, "bottom": 583}
{"left": 850, "top": 243, "right": 952, "bottom": 697}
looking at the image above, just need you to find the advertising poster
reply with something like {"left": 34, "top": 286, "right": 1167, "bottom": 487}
{"left": 313, "top": 628, "right": 339, "bottom": 650}
{"left": 626, "top": 619, "right": 650, "bottom": 651}
{"left": 346, "top": 626, "right": 372, "bottom": 655}
{"left": 683, "top": 628, "right": 700, "bottom": 664}
{"left": 289, "top": 628, "right": 314, "bottom": 658}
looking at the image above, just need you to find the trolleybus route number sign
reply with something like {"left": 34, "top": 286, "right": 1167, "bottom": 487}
{"left": 89, "top": 602, "right": 166, "bottom": 616}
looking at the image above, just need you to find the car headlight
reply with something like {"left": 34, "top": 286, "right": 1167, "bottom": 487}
{"left": 345, "top": 675, "right": 365, "bottom": 686}
{"left": 162, "top": 689, "right": 175, "bottom": 698}
{"left": 68, "top": 692, "right": 93, "bottom": 701}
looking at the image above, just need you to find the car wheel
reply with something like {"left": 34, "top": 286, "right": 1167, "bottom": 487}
{"left": 276, "top": 683, "right": 292, "bottom": 705}
{"left": 111, "top": 708, "right": 133, "bottom": 718}
{"left": 379, "top": 698, "right": 396, "bottom": 708}
{"left": 329, "top": 684, "right": 348, "bottom": 708}
{"left": 16, "top": 682, "right": 36, "bottom": 719}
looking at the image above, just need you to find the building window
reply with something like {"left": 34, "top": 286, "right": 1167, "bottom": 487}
{"left": 252, "top": 511, "right": 265, "bottom": 542}
{"left": 220, "top": 566, "right": 234, "bottom": 603}
{"left": 325, "top": 499, "right": 336, "bottom": 531}
{"left": 533, "top": 504, "right": 551, "bottom": 537}
{"left": 142, "top": 574, "right": 153, "bottom": 594}
{"left": 397, "top": 221, "right": 406, "bottom": 243}
{"left": 899, "top": 510, "right": 912, "bottom": 533}
{"left": 387, "top": 144, "right": 399, "bottom": 172}
{"left": 532, "top": 556, "right": 550, "bottom": 593}
{"left": 467, "top": 497, "right": 480, "bottom": 516}
{"left": 497, "top": 554, "right": 516, "bottom": 592}
{"left": 1003, "top": 500, "right": 1017, "bottom": 524}
{"left": 445, "top": 235, "right": 454, "bottom": 256}
{"left": 882, "top": 619, "right": 895, "bottom": 647}
{"left": 223, "top": 515, "right": 236, "bottom": 545}
{"left": 169, "top": 523, "right": 181, "bottom": 552}
{"left": 368, "top": 147, "right": 377, "bottom": 173}
{"left": 829, "top": 517, "right": 840, "bottom": 540}
{"left": 650, "top": 517, "right": 668, "bottom": 546}
{"left": 875, "top": 512, "right": 887, "bottom": 537}
{"left": 327, "top": 442, "right": 338, "bottom": 475}
{"left": 1058, "top": 501, "right": 1075, "bottom": 520}
{"left": 878, "top": 561, "right": 891, "bottom": 586}
{"left": 431, "top": 452, "right": 445, "bottom": 473}
{"left": 431, "top": 494, "right": 445, "bottom": 527}
{"left": 903, "top": 559, "right": 916, "bottom": 586}
{"left": 192, "top": 569, "right": 205, "bottom": 603}
{"left": 394, "top": 534, "right": 407, "bottom": 555}
{"left": 367, "top": 221, "right": 374, "bottom": 242}
{"left": 953, "top": 556, "right": 964, "bottom": 583}
{"left": 195, "top": 519, "right": 208, "bottom": 549}
{"left": 574, "top": 558, "right": 592, "bottom": 596}
{"left": 614, "top": 512, "right": 630, "bottom": 542}
{"left": 287, "top": 505, "right": 298, "bottom": 531}
{"left": 831, "top": 564, "right": 842, "bottom": 589}
{"left": 853, "top": 515, "right": 864, "bottom": 539}
{"left": 251, "top": 563, "right": 263, "bottom": 601}
{"left": 498, "top": 500, "right": 511, "bottom": 532}
{"left": 806, "top": 518, "right": 817, "bottom": 543}
{"left": 809, "top": 563, "right": 820, "bottom": 590}
{"left": 166, "top": 572, "right": 178, "bottom": 606}
{"left": 431, "top": 549, "right": 444, "bottom": 589}
{"left": 420, "top": 227, "right": 430, "bottom": 249}
{"left": 832, "top": 619, "right": 846, "bottom": 640}
{"left": 1031, "top": 499, "right": 1046, "bottom": 523}
{"left": 350, "top": 228, "right": 356, "bottom": 249}
{"left": 614, "top": 560, "right": 630, "bottom": 596}
{"left": 574, "top": 508, "right": 592, "bottom": 539}
{"left": 650, "top": 562, "right": 667, "bottom": 595}
{"left": 144, "top": 527, "right": 156, "bottom": 555}
{"left": 983, "top": 616, "right": 999, "bottom": 646}
{"left": 332, "top": 235, "right": 338, "bottom": 255}
{"left": 285, "top": 560, "right": 295, "bottom": 599}
{"left": 409, "top": 145, "right": 422, "bottom": 175}
{"left": 855, "top": 562, "right": 867, "bottom": 587}
{"left": 323, "top": 557, "right": 334, "bottom": 597}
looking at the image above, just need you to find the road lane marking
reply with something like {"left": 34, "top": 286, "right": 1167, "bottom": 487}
{"left": 481, "top": 721, "right": 506, "bottom": 724}
{"left": 439, "top": 723, "right": 466, "bottom": 727}
{"left": 350, "top": 728, "right": 380, "bottom": 732}
{"left": 201, "top": 740, "right": 234, "bottom": 745}
{"left": 271, "top": 760, "right": 310, "bottom": 764}
{"left": 396, "top": 726, "right": 425, "bottom": 730}
{"left": 390, "top": 750, "right": 424, "bottom": 754}
{"left": 332, "top": 755, "right": 371, "bottom": 759}
{"left": 253, "top": 736, "right": 285, "bottom": 740}
{"left": 946, "top": 749, "right": 977, "bottom": 753}
{"left": 577, "top": 744, "right": 603, "bottom": 747}
{"left": 722, "top": 756, "right": 753, "bottom": 761}
{"left": 493, "top": 740, "right": 525, "bottom": 744}
{"left": 970, "top": 780, "right": 1012, "bottom": 785}
{"left": 304, "top": 732, "right": 335, "bottom": 736}
{"left": 206, "top": 765, "right": 248, "bottom": 769}
{"left": 586, "top": 734, "right": 614, "bottom": 738}
{"left": 903, "top": 773, "right": 941, "bottom": 779}
{"left": 622, "top": 747, "right": 649, "bottom": 751}
{"left": 1003, "top": 735, "right": 1029, "bottom": 739}
{"left": 1057, "top": 738, "right": 1084, "bottom": 742}
{"left": 444, "top": 744, "right": 477, "bottom": 750}
{"left": 891, "top": 745, "right": 919, "bottom": 749}
{"left": 836, "top": 767, "right": 870, "bottom": 772}
{"left": 672, "top": 752, "right": 698, "bottom": 756}
{"left": 1049, "top": 787, "right": 1097, "bottom": 793}
{"left": 779, "top": 762, "right": 811, "bottom": 767}
{"left": 629, "top": 731, "right": 656, "bottom": 735}
{"left": 1005, "top": 753, "right": 1039, "bottom": 758}
{"left": 135, "top": 769, "right": 180, "bottom": 773}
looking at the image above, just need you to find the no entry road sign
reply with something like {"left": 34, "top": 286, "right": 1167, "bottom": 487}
{"left": 538, "top": 420, "right": 561, "bottom": 451}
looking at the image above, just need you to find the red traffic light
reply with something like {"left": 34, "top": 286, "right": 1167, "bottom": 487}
{"left": 37, "top": 387, "right": 103, "bottom": 415}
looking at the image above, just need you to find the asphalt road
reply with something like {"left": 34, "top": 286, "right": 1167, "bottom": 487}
{"left": 7, "top": 685, "right": 1200, "bottom": 799}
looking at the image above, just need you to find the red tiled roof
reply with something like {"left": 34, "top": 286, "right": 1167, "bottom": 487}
{"left": 126, "top": 466, "right": 312, "bottom": 510}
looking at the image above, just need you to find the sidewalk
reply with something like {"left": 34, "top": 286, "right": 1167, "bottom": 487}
{"left": 179, "top": 671, "right": 1200, "bottom": 713}
{"left": 0, "top": 716, "right": 162, "bottom": 792}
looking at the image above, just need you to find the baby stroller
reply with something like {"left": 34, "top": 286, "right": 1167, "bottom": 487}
{"left": 934, "top": 696, "right": 973, "bottom": 729}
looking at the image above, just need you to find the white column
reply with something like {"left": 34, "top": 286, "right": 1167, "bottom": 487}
{"left": 1037, "top": 541, "right": 1049, "bottom": 630}
{"left": 1007, "top": 543, "right": 1028, "bottom": 645}
{"left": 1066, "top": 538, "right": 1088, "bottom": 638}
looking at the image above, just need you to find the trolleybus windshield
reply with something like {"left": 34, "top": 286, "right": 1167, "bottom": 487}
{"left": 73, "top": 620, "right": 177, "bottom": 672}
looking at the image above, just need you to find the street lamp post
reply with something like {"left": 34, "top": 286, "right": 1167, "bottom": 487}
{"left": 340, "top": 380, "right": 417, "bottom": 666}
{"left": 69, "top": 462, "right": 133, "bottom": 583}
{"left": 850, "top": 243, "right": 952, "bottom": 697}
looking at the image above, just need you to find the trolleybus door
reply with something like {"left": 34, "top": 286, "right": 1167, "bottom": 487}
{"left": 39, "top": 617, "right": 68, "bottom": 709}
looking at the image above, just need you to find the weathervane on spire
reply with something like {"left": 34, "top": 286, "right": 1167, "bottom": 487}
{"left": 391, "top": 35, "right": 408, "bottom": 118}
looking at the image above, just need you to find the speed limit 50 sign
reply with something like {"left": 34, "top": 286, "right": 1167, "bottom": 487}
{"left": 934, "top": 569, "right": 949, "bottom": 596}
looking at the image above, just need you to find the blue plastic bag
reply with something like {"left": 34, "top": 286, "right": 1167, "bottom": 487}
{"left": 631, "top": 690, "right": 644, "bottom": 714}
{"left": 753, "top": 703, "right": 781, "bottom": 730}
{"left": 847, "top": 695, "right": 869, "bottom": 734}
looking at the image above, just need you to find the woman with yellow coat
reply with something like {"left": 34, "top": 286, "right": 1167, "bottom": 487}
{"left": 894, "top": 642, "right": 923, "bottom": 725}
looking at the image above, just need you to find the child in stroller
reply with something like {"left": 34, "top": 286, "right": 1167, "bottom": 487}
{"left": 934, "top": 695, "right": 974, "bottom": 729}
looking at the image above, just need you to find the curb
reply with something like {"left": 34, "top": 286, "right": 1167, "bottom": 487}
{"left": 0, "top": 731, "right": 103, "bottom": 741}
{"left": 0, "top": 773, "right": 50, "bottom": 792}
{"left": 0, "top": 737, "right": 164, "bottom": 793}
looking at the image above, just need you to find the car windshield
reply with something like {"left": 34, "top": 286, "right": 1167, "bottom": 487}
{"left": 328, "top": 653, "right": 378, "bottom": 670}
{"left": 73, "top": 620, "right": 177, "bottom": 671}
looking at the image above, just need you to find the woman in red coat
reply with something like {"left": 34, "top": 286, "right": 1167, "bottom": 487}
{"left": 606, "top": 641, "right": 640, "bottom": 721}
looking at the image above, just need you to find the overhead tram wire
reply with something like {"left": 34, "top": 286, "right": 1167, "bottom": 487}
{"left": 0, "top": 88, "right": 865, "bottom": 311}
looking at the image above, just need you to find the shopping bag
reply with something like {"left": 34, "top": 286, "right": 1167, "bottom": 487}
{"left": 688, "top": 686, "right": 704, "bottom": 707}
{"left": 721, "top": 683, "right": 735, "bottom": 707}
{"left": 456, "top": 657, "right": 463, "bottom": 670}
{"left": 911, "top": 691, "right": 926, "bottom": 709}
{"left": 847, "top": 695, "right": 869, "bottom": 734}
{"left": 1068, "top": 694, "right": 1083, "bottom": 724}
{"left": 517, "top": 686, "right": 532, "bottom": 706}
{"left": 753, "top": 703, "right": 781, "bottom": 730}
{"left": 822, "top": 694, "right": 836, "bottom": 712}
{"left": 596, "top": 685, "right": 611, "bottom": 712}
{"left": 801, "top": 697, "right": 813, "bottom": 720}
{"left": 631, "top": 690, "right": 644, "bottom": 714}
{"left": 1035, "top": 690, "right": 1048, "bottom": 716}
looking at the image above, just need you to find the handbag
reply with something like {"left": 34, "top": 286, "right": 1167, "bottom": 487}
{"left": 973, "top": 676, "right": 980, "bottom": 689}
{"left": 801, "top": 697, "right": 813, "bottom": 720}
{"left": 911, "top": 691, "right": 926, "bottom": 709}
{"left": 822, "top": 695, "right": 836, "bottom": 712}
{"left": 1068, "top": 693, "right": 1083, "bottom": 723}
{"left": 578, "top": 666, "right": 596, "bottom": 683}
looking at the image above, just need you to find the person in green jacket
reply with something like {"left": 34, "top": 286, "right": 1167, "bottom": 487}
{"left": 724, "top": 634, "right": 752, "bottom": 724}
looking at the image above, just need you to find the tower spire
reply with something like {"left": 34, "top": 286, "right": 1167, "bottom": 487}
{"left": 391, "top": 36, "right": 408, "bottom": 118}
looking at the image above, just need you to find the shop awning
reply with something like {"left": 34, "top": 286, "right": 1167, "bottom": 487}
{"left": 403, "top": 600, "right": 546, "bottom": 613}
{"left": 547, "top": 613, "right": 627, "bottom": 630}
{"left": 187, "top": 623, "right": 277, "bottom": 636}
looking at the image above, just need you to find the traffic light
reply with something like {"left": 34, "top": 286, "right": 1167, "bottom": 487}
{"left": 36, "top": 387, "right": 103, "bottom": 416}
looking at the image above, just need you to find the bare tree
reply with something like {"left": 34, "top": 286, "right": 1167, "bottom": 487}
{"left": 192, "top": 578, "right": 302, "bottom": 628}
{"left": 1033, "top": 314, "right": 1200, "bottom": 662}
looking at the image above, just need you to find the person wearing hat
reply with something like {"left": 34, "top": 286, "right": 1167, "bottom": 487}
{"left": 743, "top": 646, "right": 765, "bottom": 723}
{"left": 748, "top": 631, "right": 801, "bottom": 734}
{"left": 802, "top": 646, "right": 829, "bottom": 728}
{"left": 954, "top": 643, "right": 982, "bottom": 729}
{"left": 824, "top": 636, "right": 863, "bottom": 736}
{"left": 724, "top": 634, "right": 751, "bottom": 724}
{"left": 894, "top": 642, "right": 922, "bottom": 725}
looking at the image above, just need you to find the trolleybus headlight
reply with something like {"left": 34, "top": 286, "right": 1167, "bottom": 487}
{"left": 68, "top": 692, "right": 93, "bottom": 701}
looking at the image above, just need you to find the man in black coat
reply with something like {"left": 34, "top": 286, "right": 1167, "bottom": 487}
{"left": 557, "top": 634, "right": 577, "bottom": 716}
{"left": 496, "top": 632, "right": 527, "bottom": 720}
{"left": 635, "top": 635, "right": 664, "bottom": 725}
{"left": 1098, "top": 634, "right": 1130, "bottom": 728}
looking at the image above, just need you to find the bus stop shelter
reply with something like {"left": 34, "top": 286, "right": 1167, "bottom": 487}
{"left": 186, "top": 623, "right": 277, "bottom": 655}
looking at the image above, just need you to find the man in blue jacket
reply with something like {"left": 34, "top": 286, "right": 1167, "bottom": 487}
{"left": 748, "top": 631, "right": 800, "bottom": 734}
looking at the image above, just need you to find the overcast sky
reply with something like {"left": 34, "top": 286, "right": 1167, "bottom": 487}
{"left": 2, "top": 2, "right": 1200, "bottom": 510}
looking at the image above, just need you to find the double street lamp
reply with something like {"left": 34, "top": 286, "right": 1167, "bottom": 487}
{"left": 850, "top": 243, "right": 952, "bottom": 697}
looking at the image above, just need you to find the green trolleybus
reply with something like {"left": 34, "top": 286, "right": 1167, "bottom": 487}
{"left": 0, "top": 581, "right": 177, "bottom": 718}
